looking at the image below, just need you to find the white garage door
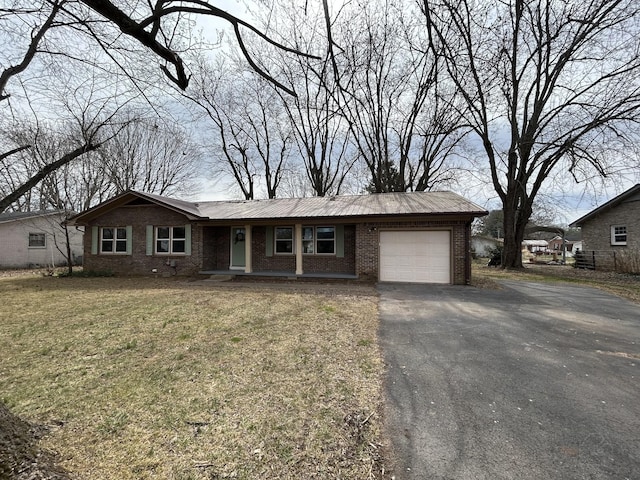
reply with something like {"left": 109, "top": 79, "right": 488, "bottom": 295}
{"left": 379, "top": 230, "right": 451, "bottom": 284}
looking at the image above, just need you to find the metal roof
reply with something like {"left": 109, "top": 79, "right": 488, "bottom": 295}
{"left": 70, "top": 190, "right": 487, "bottom": 224}
{"left": 194, "top": 191, "right": 487, "bottom": 221}
{"left": 0, "top": 210, "right": 68, "bottom": 224}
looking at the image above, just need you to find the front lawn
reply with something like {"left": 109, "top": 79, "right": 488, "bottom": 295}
{"left": 0, "top": 276, "right": 386, "bottom": 479}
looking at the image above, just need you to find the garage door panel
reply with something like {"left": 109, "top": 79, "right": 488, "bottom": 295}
{"left": 379, "top": 230, "right": 451, "bottom": 284}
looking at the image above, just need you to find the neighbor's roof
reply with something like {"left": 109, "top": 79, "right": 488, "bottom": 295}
{"left": 570, "top": 184, "right": 640, "bottom": 227}
{"left": 0, "top": 210, "right": 68, "bottom": 225}
{"left": 70, "top": 190, "right": 487, "bottom": 224}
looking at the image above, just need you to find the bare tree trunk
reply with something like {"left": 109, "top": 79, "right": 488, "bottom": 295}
{"left": 63, "top": 221, "right": 73, "bottom": 276}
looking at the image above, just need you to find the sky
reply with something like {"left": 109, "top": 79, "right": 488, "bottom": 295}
{"left": 3, "top": 1, "right": 636, "bottom": 226}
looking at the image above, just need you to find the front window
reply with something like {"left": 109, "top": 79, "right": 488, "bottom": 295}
{"left": 156, "top": 226, "right": 186, "bottom": 254}
{"left": 316, "top": 226, "right": 336, "bottom": 254}
{"left": 302, "top": 226, "right": 336, "bottom": 255}
{"left": 28, "top": 232, "right": 46, "bottom": 248}
{"left": 101, "top": 227, "right": 127, "bottom": 254}
{"left": 275, "top": 227, "right": 294, "bottom": 254}
{"left": 611, "top": 225, "right": 627, "bottom": 246}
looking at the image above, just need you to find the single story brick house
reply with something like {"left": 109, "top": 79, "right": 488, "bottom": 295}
{"left": 68, "top": 190, "right": 487, "bottom": 284}
{"left": 570, "top": 184, "right": 640, "bottom": 271}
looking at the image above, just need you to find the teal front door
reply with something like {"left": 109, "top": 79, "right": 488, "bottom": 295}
{"left": 230, "top": 227, "right": 246, "bottom": 269}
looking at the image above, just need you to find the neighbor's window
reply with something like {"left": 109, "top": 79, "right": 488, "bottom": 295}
{"left": 101, "top": 227, "right": 127, "bottom": 253}
{"left": 156, "top": 226, "right": 186, "bottom": 254}
{"left": 302, "top": 226, "right": 336, "bottom": 255}
{"left": 275, "top": 227, "right": 294, "bottom": 254}
{"left": 28, "top": 232, "right": 46, "bottom": 248}
{"left": 611, "top": 225, "right": 627, "bottom": 246}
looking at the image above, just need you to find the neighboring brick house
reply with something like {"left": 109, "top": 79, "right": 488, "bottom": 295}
{"left": 0, "top": 210, "right": 84, "bottom": 268}
{"left": 69, "top": 190, "right": 487, "bottom": 284}
{"left": 570, "top": 184, "right": 640, "bottom": 271}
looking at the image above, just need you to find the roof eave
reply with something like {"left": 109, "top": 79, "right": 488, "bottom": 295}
{"left": 196, "top": 210, "right": 488, "bottom": 225}
{"left": 68, "top": 190, "right": 205, "bottom": 225}
{"left": 570, "top": 184, "right": 640, "bottom": 227}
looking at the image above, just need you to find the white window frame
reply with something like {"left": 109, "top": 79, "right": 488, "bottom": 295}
{"left": 302, "top": 226, "right": 336, "bottom": 255}
{"left": 100, "top": 227, "right": 128, "bottom": 254}
{"left": 155, "top": 226, "right": 187, "bottom": 255}
{"left": 275, "top": 226, "right": 294, "bottom": 254}
{"left": 610, "top": 225, "right": 627, "bottom": 246}
{"left": 28, "top": 232, "right": 46, "bottom": 248}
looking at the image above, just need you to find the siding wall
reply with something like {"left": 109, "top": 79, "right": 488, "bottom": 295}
{"left": 0, "top": 215, "right": 83, "bottom": 268}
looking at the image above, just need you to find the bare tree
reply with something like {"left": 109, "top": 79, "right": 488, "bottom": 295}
{"left": 187, "top": 54, "right": 293, "bottom": 199}
{"left": 0, "top": 1, "right": 318, "bottom": 212}
{"left": 187, "top": 58, "right": 258, "bottom": 200}
{"left": 76, "top": 0, "right": 318, "bottom": 95}
{"left": 0, "top": 122, "right": 108, "bottom": 212}
{"left": 99, "top": 118, "right": 201, "bottom": 196}
{"left": 249, "top": 0, "right": 355, "bottom": 197}
{"left": 423, "top": 0, "right": 640, "bottom": 268}
{"left": 324, "top": 0, "right": 465, "bottom": 193}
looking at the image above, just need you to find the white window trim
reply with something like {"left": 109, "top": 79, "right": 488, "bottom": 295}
{"left": 155, "top": 226, "right": 187, "bottom": 255}
{"left": 28, "top": 232, "right": 46, "bottom": 249}
{"left": 274, "top": 226, "right": 294, "bottom": 255}
{"left": 610, "top": 225, "right": 627, "bottom": 246}
{"left": 100, "top": 227, "right": 128, "bottom": 255}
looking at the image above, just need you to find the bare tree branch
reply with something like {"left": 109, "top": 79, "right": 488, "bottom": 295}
{"left": 78, "top": 0, "right": 320, "bottom": 94}
{"left": 0, "top": 142, "right": 99, "bottom": 212}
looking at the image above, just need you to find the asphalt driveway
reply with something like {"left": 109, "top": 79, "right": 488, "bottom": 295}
{"left": 378, "top": 281, "right": 640, "bottom": 480}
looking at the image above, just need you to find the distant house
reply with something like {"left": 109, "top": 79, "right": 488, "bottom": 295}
{"left": 548, "top": 235, "right": 580, "bottom": 257}
{"left": 570, "top": 184, "right": 640, "bottom": 271}
{"left": 0, "top": 211, "right": 84, "bottom": 269}
{"left": 69, "top": 190, "right": 488, "bottom": 284}
{"left": 522, "top": 239, "right": 549, "bottom": 254}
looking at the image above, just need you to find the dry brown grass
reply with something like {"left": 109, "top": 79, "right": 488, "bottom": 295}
{"left": 0, "top": 276, "right": 387, "bottom": 479}
{"left": 473, "top": 262, "right": 640, "bottom": 304}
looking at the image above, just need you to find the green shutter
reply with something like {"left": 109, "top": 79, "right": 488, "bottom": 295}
{"left": 146, "top": 225, "right": 154, "bottom": 255}
{"left": 265, "top": 226, "right": 274, "bottom": 257}
{"left": 336, "top": 225, "right": 344, "bottom": 258}
{"left": 185, "top": 224, "right": 192, "bottom": 255}
{"left": 91, "top": 226, "right": 98, "bottom": 255}
{"left": 126, "top": 226, "right": 133, "bottom": 255}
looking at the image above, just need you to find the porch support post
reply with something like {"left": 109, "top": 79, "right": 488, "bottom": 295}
{"left": 244, "top": 225, "right": 252, "bottom": 273}
{"left": 295, "top": 223, "right": 303, "bottom": 275}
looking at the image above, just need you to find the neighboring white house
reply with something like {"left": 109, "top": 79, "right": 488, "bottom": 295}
{"left": 0, "top": 211, "right": 84, "bottom": 268}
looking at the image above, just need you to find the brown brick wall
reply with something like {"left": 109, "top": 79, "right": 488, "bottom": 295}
{"left": 202, "top": 226, "right": 230, "bottom": 270}
{"left": 84, "top": 205, "right": 202, "bottom": 276}
{"left": 202, "top": 225, "right": 356, "bottom": 274}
